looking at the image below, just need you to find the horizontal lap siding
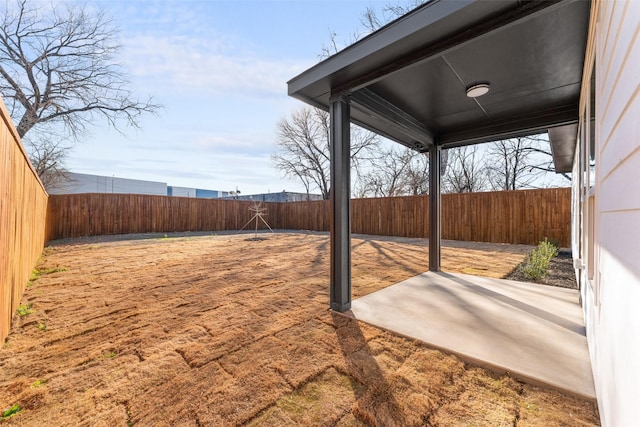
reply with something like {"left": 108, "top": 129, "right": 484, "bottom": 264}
{"left": 46, "top": 189, "right": 570, "bottom": 247}
{"left": 589, "top": 2, "right": 640, "bottom": 425}
{"left": 0, "top": 99, "right": 48, "bottom": 343}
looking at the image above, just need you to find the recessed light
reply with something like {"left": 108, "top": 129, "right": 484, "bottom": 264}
{"left": 466, "top": 82, "right": 490, "bottom": 98}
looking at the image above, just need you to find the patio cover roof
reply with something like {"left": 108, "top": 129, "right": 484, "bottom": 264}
{"left": 288, "top": 0, "right": 590, "bottom": 154}
{"left": 287, "top": 0, "right": 591, "bottom": 313}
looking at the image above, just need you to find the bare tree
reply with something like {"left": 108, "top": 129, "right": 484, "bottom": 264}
{"left": 0, "top": 0, "right": 159, "bottom": 137}
{"left": 24, "top": 133, "right": 70, "bottom": 190}
{"left": 360, "top": 147, "right": 412, "bottom": 197}
{"left": 359, "top": 146, "right": 430, "bottom": 197}
{"left": 403, "top": 150, "right": 430, "bottom": 195}
{"left": 0, "top": 0, "right": 159, "bottom": 186}
{"left": 272, "top": 107, "right": 380, "bottom": 199}
{"left": 486, "top": 136, "right": 548, "bottom": 190}
{"left": 361, "top": 0, "right": 427, "bottom": 32}
{"left": 443, "top": 145, "right": 489, "bottom": 193}
{"left": 521, "top": 134, "right": 572, "bottom": 182}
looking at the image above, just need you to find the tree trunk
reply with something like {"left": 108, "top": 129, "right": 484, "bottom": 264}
{"left": 16, "top": 111, "right": 37, "bottom": 138}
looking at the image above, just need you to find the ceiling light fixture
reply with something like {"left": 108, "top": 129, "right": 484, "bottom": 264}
{"left": 466, "top": 82, "right": 490, "bottom": 98}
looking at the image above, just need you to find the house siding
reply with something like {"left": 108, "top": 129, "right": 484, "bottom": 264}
{"left": 580, "top": 1, "right": 640, "bottom": 425}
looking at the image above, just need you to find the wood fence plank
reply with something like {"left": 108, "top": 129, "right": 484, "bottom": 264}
{"left": 0, "top": 98, "right": 48, "bottom": 343}
{"left": 46, "top": 189, "right": 571, "bottom": 248}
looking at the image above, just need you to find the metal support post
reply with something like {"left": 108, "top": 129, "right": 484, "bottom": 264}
{"left": 429, "top": 144, "right": 441, "bottom": 271}
{"left": 329, "top": 94, "right": 351, "bottom": 312}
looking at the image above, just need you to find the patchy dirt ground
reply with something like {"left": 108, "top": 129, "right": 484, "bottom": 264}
{"left": 1, "top": 232, "right": 599, "bottom": 426}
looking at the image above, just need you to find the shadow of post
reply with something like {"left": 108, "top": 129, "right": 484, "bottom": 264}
{"left": 331, "top": 312, "right": 407, "bottom": 426}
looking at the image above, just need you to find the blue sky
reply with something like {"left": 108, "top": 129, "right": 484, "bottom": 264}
{"left": 66, "top": 0, "right": 385, "bottom": 195}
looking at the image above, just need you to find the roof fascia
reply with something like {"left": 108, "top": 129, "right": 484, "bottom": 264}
{"left": 287, "top": 0, "right": 476, "bottom": 96}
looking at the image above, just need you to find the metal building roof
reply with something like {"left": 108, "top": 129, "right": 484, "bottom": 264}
{"left": 288, "top": 0, "right": 591, "bottom": 154}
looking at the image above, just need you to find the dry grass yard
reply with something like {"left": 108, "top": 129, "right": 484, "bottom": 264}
{"left": 1, "top": 232, "right": 599, "bottom": 426}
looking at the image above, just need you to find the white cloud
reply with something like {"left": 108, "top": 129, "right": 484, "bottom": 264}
{"left": 123, "top": 34, "right": 308, "bottom": 97}
{"left": 64, "top": 1, "right": 315, "bottom": 195}
{"left": 191, "top": 131, "right": 274, "bottom": 152}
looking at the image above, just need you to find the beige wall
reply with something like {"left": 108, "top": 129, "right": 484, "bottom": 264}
{"left": 578, "top": 1, "right": 640, "bottom": 425}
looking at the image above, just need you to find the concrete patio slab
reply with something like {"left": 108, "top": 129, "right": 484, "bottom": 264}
{"left": 343, "top": 271, "right": 596, "bottom": 400}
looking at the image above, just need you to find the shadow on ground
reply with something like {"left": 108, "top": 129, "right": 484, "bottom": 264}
{"left": 1, "top": 233, "right": 598, "bottom": 426}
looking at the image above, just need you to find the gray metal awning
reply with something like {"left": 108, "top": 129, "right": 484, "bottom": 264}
{"left": 288, "top": 0, "right": 590, "bottom": 153}
{"left": 287, "top": 0, "right": 591, "bottom": 313}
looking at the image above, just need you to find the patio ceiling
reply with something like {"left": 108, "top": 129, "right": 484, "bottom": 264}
{"left": 288, "top": 0, "right": 591, "bottom": 153}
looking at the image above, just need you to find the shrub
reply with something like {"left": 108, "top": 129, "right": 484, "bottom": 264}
{"left": 519, "top": 238, "right": 558, "bottom": 280}
{"left": 16, "top": 304, "right": 34, "bottom": 317}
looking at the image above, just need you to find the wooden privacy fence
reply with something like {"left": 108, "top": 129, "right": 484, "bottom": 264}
{"left": 46, "top": 194, "right": 274, "bottom": 239}
{"left": 0, "top": 100, "right": 49, "bottom": 343}
{"left": 48, "top": 188, "right": 571, "bottom": 247}
{"left": 348, "top": 188, "right": 571, "bottom": 246}
{"left": 0, "top": 102, "right": 571, "bottom": 346}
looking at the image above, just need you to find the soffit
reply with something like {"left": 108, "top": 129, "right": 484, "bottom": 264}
{"left": 288, "top": 0, "right": 591, "bottom": 152}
